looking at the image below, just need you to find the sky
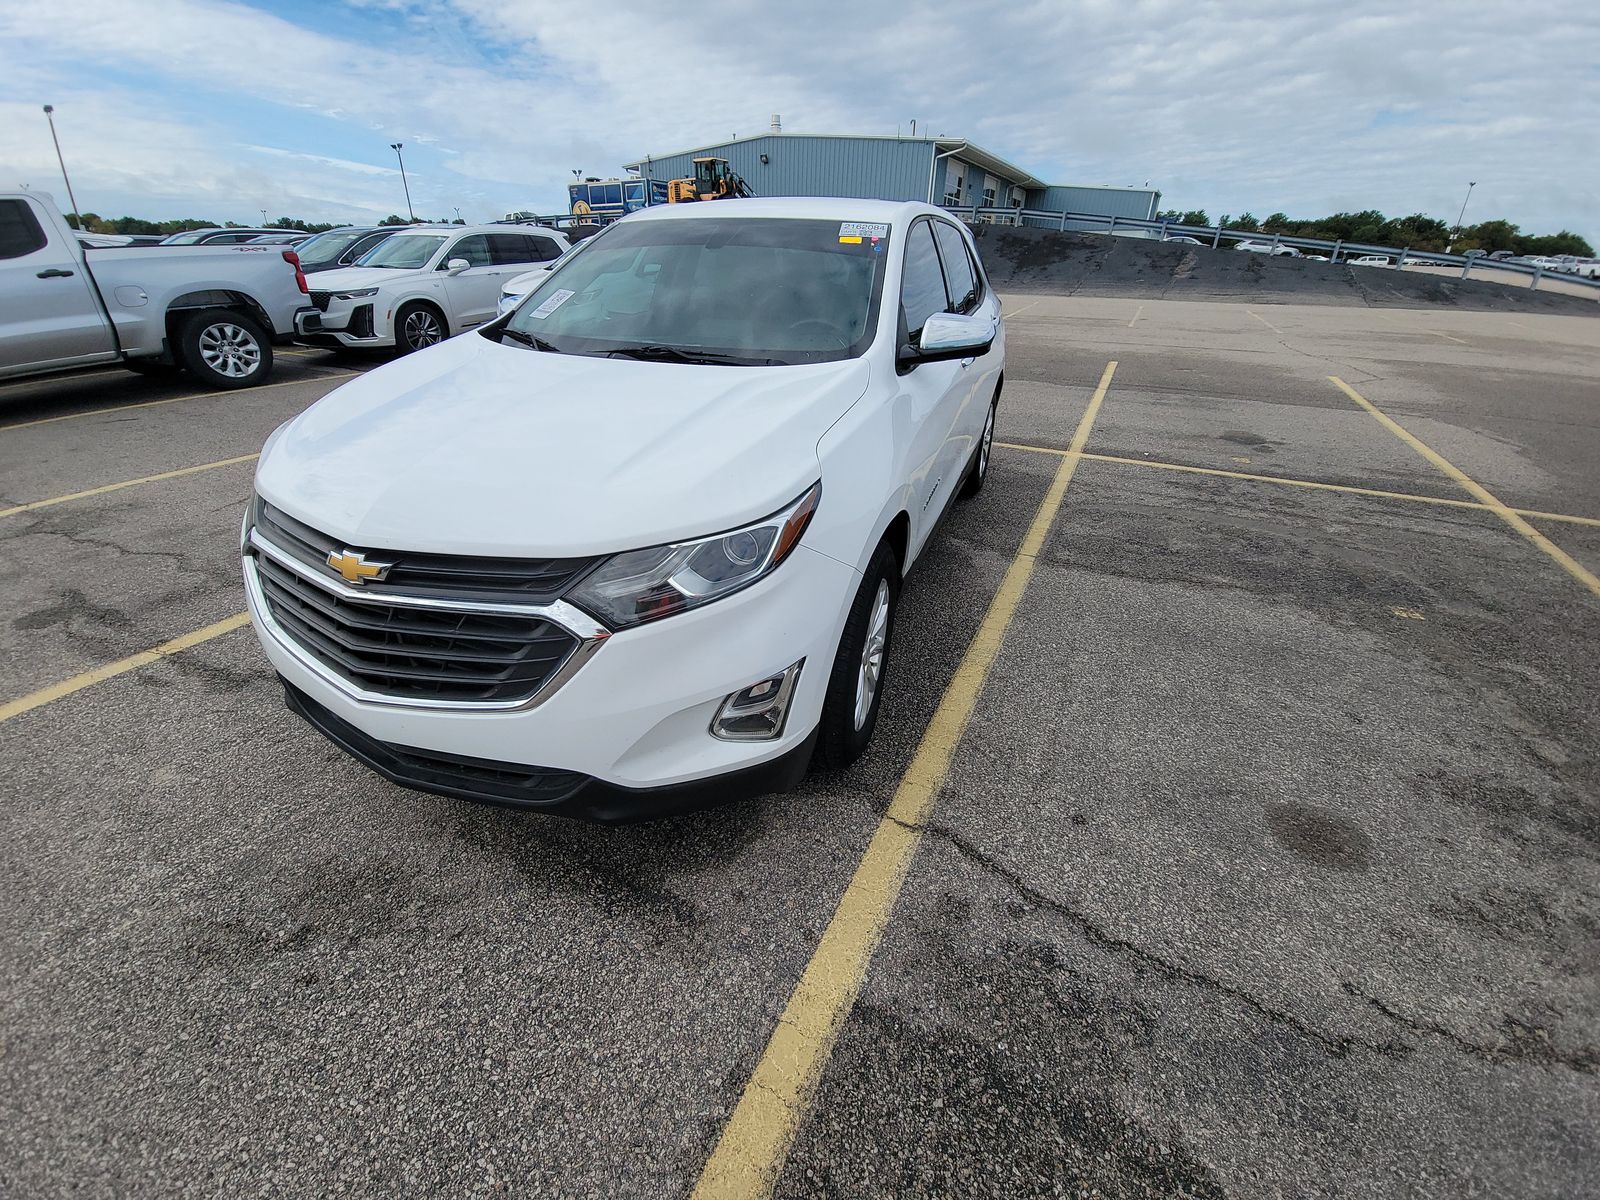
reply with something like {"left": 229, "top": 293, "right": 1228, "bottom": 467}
{"left": 0, "top": 0, "right": 1595, "bottom": 237}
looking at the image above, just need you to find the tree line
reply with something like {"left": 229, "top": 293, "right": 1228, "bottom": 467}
{"left": 1156, "top": 209, "right": 1592, "bottom": 257}
{"left": 66, "top": 213, "right": 467, "bottom": 234}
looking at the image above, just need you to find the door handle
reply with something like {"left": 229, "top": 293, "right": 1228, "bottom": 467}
{"left": 960, "top": 357, "right": 975, "bottom": 368}
{"left": 36, "top": 268, "right": 75, "bottom": 279}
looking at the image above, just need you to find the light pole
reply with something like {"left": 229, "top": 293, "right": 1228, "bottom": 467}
{"left": 260, "top": 208, "right": 268, "bottom": 224}
{"left": 452, "top": 206, "right": 461, "bottom": 223}
{"left": 41, "top": 106, "right": 83, "bottom": 230}
{"left": 390, "top": 142, "right": 416, "bottom": 222}
{"left": 1449, "top": 181, "right": 1477, "bottom": 251}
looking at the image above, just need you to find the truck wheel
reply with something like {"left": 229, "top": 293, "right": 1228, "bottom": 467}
{"left": 178, "top": 308, "right": 272, "bottom": 389}
{"left": 814, "top": 539, "right": 900, "bottom": 771}
{"left": 394, "top": 302, "right": 447, "bottom": 354}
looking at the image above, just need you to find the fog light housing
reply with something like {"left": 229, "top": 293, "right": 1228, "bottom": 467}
{"left": 711, "top": 660, "right": 804, "bottom": 742}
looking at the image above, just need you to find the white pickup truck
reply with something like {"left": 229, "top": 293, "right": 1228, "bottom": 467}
{"left": 1, "top": 190, "right": 313, "bottom": 389}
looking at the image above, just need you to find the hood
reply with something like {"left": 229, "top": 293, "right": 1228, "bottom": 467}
{"left": 307, "top": 265, "right": 417, "bottom": 291}
{"left": 255, "top": 331, "right": 870, "bottom": 558}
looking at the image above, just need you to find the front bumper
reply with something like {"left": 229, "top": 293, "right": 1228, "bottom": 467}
{"left": 295, "top": 300, "right": 387, "bottom": 347}
{"left": 244, "top": 543, "right": 859, "bottom": 817}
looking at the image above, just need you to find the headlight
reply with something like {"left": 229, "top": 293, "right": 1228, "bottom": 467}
{"left": 566, "top": 483, "right": 820, "bottom": 630}
{"left": 333, "top": 287, "right": 379, "bottom": 300}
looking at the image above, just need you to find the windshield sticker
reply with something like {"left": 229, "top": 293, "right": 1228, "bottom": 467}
{"left": 839, "top": 221, "right": 889, "bottom": 245}
{"left": 527, "top": 288, "right": 575, "bottom": 320}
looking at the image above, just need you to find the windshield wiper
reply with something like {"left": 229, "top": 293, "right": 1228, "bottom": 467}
{"left": 602, "top": 343, "right": 769, "bottom": 366}
{"left": 499, "top": 328, "right": 563, "bottom": 353}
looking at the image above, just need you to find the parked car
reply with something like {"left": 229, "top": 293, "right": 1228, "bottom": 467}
{"left": 245, "top": 233, "right": 308, "bottom": 246}
{"left": 496, "top": 240, "right": 587, "bottom": 315}
{"left": 1401, "top": 256, "right": 1431, "bottom": 266}
{"left": 290, "top": 226, "right": 398, "bottom": 275}
{"left": 1234, "top": 240, "right": 1299, "bottom": 256}
{"left": 159, "top": 227, "right": 283, "bottom": 245}
{"left": 1485, "top": 250, "right": 1512, "bottom": 261}
{"left": 1164, "top": 236, "right": 1202, "bottom": 245}
{"left": 1349, "top": 255, "right": 1392, "bottom": 268}
{"left": 1, "top": 189, "right": 311, "bottom": 387}
{"left": 296, "top": 224, "right": 569, "bottom": 353}
{"left": 1304, "top": 254, "right": 1329, "bottom": 262}
{"left": 243, "top": 198, "right": 1003, "bottom": 819}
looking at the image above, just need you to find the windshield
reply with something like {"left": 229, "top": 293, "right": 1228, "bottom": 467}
{"left": 160, "top": 230, "right": 213, "bottom": 245}
{"left": 498, "top": 217, "right": 889, "bottom": 366}
{"left": 292, "top": 228, "right": 369, "bottom": 266}
{"left": 356, "top": 234, "right": 448, "bottom": 269}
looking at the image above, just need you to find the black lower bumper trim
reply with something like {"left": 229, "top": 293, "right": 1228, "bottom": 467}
{"left": 281, "top": 679, "right": 817, "bottom": 823}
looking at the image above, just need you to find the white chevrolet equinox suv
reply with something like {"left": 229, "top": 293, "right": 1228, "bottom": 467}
{"left": 244, "top": 198, "right": 1004, "bottom": 820}
{"left": 296, "top": 224, "right": 568, "bottom": 353}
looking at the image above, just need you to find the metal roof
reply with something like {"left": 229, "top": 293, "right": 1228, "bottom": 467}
{"left": 624, "top": 133, "right": 1047, "bottom": 190}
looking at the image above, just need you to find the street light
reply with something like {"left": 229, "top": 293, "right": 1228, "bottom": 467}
{"left": 260, "top": 208, "right": 268, "bottom": 224}
{"left": 41, "top": 106, "right": 83, "bottom": 231}
{"left": 390, "top": 142, "right": 416, "bottom": 223}
{"left": 1449, "top": 181, "right": 1477, "bottom": 251}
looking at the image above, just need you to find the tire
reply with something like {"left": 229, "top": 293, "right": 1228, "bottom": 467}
{"left": 814, "top": 539, "right": 901, "bottom": 771}
{"left": 394, "top": 302, "right": 447, "bottom": 354}
{"left": 176, "top": 308, "right": 272, "bottom": 389}
{"left": 960, "top": 394, "right": 998, "bottom": 498}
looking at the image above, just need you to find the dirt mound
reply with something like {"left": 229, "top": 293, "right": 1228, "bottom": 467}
{"left": 966, "top": 224, "right": 1597, "bottom": 314}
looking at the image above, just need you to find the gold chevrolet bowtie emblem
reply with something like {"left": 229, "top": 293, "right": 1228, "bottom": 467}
{"left": 327, "top": 549, "right": 390, "bottom": 584}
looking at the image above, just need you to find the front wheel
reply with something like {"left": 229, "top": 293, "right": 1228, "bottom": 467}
{"left": 177, "top": 308, "right": 272, "bottom": 389}
{"left": 394, "top": 302, "right": 447, "bottom": 354}
{"left": 815, "top": 540, "right": 901, "bottom": 770}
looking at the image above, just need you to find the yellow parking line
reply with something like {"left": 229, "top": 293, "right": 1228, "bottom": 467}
{"left": 0, "top": 454, "right": 259, "bottom": 519}
{"left": 1246, "top": 308, "right": 1284, "bottom": 334}
{"left": 1422, "top": 329, "right": 1469, "bottom": 345}
{"left": 1003, "top": 297, "right": 1046, "bottom": 319}
{"left": 0, "top": 613, "right": 250, "bottom": 726}
{"left": 0, "top": 371, "right": 357, "bottom": 433}
{"left": 691, "top": 361, "right": 1118, "bottom": 1200}
{"left": 1330, "top": 376, "right": 1600, "bottom": 599}
{"left": 1128, "top": 303, "right": 1144, "bottom": 328}
{"left": 994, "top": 442, "right": 1600, "bottom": 529}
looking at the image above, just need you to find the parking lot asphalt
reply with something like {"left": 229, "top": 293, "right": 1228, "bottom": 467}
{"left": 1, "top": 299, "right": 1596, "bottom": 1198}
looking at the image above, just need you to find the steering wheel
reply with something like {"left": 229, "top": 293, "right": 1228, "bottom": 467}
{"left": 785, "top": 319, "right": 850, "bottom": 349}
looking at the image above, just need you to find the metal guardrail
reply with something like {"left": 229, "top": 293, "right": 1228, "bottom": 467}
{"left": 944, "top": 204, "right": 1600, "bottom": 294}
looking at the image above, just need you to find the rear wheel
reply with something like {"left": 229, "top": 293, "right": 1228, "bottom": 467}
{"left": 176, "top": 308, "right": 272, "bottom": 389}
{"left": 815, "top": 539, "right": 900, "bottom": 770}
{"left": 960, "top": 395, "right": 998, "bottom": 498}
{"left": 394, "top": 302, "right": 446, "bottom": 354}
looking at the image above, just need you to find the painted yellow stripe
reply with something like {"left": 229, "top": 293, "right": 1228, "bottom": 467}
{"left": 0, "top": 371, "right": 358, "bottom": 433}
{"left": 1246, "top": 308, "right": 1284, "bottom": 334}
{"left": 1128, "top": 303, "right": 1144, "bottom": 328}
{"left": 0, "top": 454, "right": 259, "bottom": 519}
{"left": 994, "top": 441, "right": 1600, "bottom": 530}
{"left": 1330, "top": 376, "right": 1600, "bottom": 599}
{"left": 691, "top": 360, "right": 1118, "bottom": 1200}
{"left": 1003, "top": 297, "right": 1045, "bottom": 319}
{"left": 0, "top": 613, "right": 250, "bottom": 726}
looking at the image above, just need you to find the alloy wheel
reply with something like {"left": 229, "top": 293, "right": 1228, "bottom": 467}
{"left": 854, "top": 579, "right": 891, "bottom": 730}
{"left": 403, "top": 310, "right": 443, "bottom": 349}
{"left": 197, "top": 322, "right": 262, "bottom": 379}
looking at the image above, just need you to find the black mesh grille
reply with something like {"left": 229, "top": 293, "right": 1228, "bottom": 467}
{"left": 309, "top": 291, "right": 331, "bottom": 312}
{"left": 254, "top": 553, "right": 579, "bottom": 703}
{"left": 257, "top": 500, "right": 596, "bottom": 603}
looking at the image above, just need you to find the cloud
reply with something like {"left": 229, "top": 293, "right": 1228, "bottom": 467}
{"left": 0, "top": 0, "right": 1594, "bottom": 234}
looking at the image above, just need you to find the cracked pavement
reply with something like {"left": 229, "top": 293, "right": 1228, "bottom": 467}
{"left": 2, "top": 301, "right": 1598, "bottom": 1198}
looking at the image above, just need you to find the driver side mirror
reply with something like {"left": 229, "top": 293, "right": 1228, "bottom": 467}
{"left": 444, "top": 258, "right": 471, "bottom": 274}
{"left": 898, "top": 311, "right": 995, "bottom": 369}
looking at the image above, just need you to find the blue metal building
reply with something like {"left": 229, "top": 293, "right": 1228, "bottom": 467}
{"left": 622, "top": 127, "right": 1159, "bottom": 225}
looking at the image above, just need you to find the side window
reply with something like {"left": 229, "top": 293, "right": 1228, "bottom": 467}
{"left": 932, "top": 222, "right": 978, "bottom": 314}
{"left": 900, "top": 221, "right": 948, "bottom": 340}
{"left": 447, "top": 235, "right": 491, "bottom": 267}
{"left": 346, "top": 232, "right": 387, "bottom": 262}
{"left": 487, "top": 234, "right": 533, "bottom": 266}
{"left": 533, "top": 236, "right": 564, "bottom": 262}
{"left": 0, "top": 199, "right": 48, "bottom": 260}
